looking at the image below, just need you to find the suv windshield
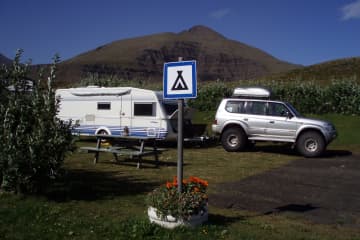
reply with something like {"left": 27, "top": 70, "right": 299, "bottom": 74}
{"left": 285, "top": 102, "right": 302, "bottom": 117}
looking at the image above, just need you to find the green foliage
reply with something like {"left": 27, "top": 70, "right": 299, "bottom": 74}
{"left": 326, "top": 80, "right": 360, "bottom": 115}
{"left": 188, "top": 80, "right": 360, "bottom": 115}
{"left": 188, "top": 82, "right": 232, "bottom": 111}
{"left": 270, "top": 81, "right": 326, "bottom": 114}
{"left": 267, "top": 80, "right": 360, "bottom": 115}
{"left": 0, "top": 50, "right": 74, "bottom": 194}
{"left": 78, "top": 73, "right": 162, "bottom": 90}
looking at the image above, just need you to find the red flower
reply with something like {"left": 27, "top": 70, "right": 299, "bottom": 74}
{"left": 166, "top": 181, "right": 173, "bottom": 189}
{"left": 189, "top": 176, "right": 208, "bottom": 187}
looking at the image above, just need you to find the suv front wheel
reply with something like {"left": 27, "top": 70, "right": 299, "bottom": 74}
{"left": 296, "top": 131, "right": 325, "bottom": 157}
{"left": 221, "top": 128, "right": 247, "bottom": 152}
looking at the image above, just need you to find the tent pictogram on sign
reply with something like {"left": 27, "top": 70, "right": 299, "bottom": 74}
{"left": 171, "top": 71, "right": 189, "bottom": 90}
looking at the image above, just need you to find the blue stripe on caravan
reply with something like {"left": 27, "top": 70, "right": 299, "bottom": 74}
{"left": 73, "top": 125, "right": 167, "bottom": 138}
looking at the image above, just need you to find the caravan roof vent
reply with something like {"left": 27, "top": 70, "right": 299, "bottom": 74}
{"left": 232, "top": 87, "right": 271, "bottom": 99}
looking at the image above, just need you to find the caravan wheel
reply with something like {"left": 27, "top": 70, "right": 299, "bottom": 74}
{"left": 97, "top": 130, "right": 109, "bottom": 144}
{"left": 97, "top": 130, "right": 108, "bottom": 135}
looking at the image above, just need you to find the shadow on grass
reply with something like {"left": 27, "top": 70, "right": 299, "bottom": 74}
{"left": 264, "top": 203, "right": 319, "bottom": 215}
{"left": 108, "top": 158, "right": 181, "bottom": 168}
{"left": 208, "top": 213, "right": 246, "bottom": 226}
{"left": 248, "top": 143, "right": 296, "bottom": 156}
{"left": 44, "top": 169, "right": 160, "bottom": 202}
{"left": 322, "top": 149, "right": 352, "bottom": 158}
{"left": 247, "top": 143, "right": 352, "bottom": 158}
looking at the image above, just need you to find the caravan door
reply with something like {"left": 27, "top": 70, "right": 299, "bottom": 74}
{"left": 119, "top": 95, "right": 132, "bottom": 135}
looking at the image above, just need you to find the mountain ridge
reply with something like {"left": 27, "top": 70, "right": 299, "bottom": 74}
{"left": 56, "top": 25, "right": 300, "bottom": 86}
{"left": 3, "top": 26, "right": 359, "bottom": 86}
{"left": 0, "top": 53, "right": 12, "bottom": 65}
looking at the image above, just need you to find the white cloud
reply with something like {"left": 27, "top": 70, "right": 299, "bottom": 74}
{"left": 209, "top": 8, "right": 231, "bottom": 20}
{"left": 341, "top": 0, "right": 360, "bottom": 20}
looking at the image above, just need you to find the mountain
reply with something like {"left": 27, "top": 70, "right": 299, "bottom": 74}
{"left": 56, "top": 25, "right": 300, "bottom": 86}
{"left": 257, "top": 57, "right": 360, "bottom": 84}
{"left": 0, "top": 53, "right": 12, "bottom": 65}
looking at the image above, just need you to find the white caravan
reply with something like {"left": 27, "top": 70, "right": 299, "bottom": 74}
{"left": 55, "top": 86, "right": 196, "bottom": 140}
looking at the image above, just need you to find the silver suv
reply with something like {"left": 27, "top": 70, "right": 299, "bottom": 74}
{"left": 212, "top": 87, "right": 337, "bottom": 157}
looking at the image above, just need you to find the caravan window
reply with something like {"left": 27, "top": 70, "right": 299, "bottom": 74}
{"left": 134, "top": 103, "right": 156, "bottom": 116}
{"left": 97, "top": 102, "right": 111, "bottom": 110}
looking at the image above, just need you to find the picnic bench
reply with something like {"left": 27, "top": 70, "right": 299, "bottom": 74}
{"left": 80, "top": 135, "right": 164, "bottom": 168}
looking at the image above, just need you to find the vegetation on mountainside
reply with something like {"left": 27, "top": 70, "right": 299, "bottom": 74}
{"left": 257, "top": 57, "right": 360, "bottom": 84}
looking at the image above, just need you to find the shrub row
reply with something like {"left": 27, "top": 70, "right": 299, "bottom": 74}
{"left": 189, "top": 80, "right": 360, "bottom": 115}
{"left": 79, "top": 73, "right": 360, "bottom": 115}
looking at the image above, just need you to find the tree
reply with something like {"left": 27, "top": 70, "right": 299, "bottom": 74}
{"left": 0, "top": 50, "right": 74, "bottom": 194}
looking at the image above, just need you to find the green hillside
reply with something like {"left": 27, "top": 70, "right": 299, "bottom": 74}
{"left": 255, "top": 57, "right": 360, "bottom": 84}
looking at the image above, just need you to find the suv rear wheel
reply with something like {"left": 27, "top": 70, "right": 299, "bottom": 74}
{"left": 221, "top": 128, "right": 247, "bottom": 152}
{"left": 296, "top": 131, "right": 325, "bottom": 157}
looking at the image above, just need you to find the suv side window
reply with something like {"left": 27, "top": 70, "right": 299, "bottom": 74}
{"left": 225, "top": 101, "right": 245, "bottom": 113}
{"left": 268, "top": 102, "right": 289, "bottom": 117}
{"left": 246, "top": 101, "right": 267, "bottom": 115}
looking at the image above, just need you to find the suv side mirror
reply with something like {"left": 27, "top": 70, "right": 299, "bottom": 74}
{"left": 286, "top": 111, "right": 293, "bottom": 119}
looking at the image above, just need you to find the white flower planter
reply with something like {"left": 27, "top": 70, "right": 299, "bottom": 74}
{"left": 147, "top": 206, "right": 208, "bottom": 229}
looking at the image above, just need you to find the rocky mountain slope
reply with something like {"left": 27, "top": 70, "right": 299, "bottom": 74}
{"left": 56, "top": 25, "right": 300, "bottom": 86}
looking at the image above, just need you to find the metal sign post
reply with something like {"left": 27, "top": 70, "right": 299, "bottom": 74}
{"left": 163, "top": 57, "right": 197, "bottom": 193}
{"left": 176, "top": 57, "right": 184, "bottom": 193}
{"left": 177, "top": 99, "right": 184, "bottom": 193}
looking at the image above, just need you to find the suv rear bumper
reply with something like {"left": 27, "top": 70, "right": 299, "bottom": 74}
{"left": 211, "top": 124, "right": 221, "bottom": 135}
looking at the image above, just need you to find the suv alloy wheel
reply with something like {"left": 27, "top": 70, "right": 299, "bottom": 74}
{"left": 221, "top": 128, "right": 246, "bottom": 152}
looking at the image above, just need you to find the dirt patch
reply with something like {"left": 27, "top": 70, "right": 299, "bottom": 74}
{"left": 210, "top": 150, "right": 360, "bottom": 227}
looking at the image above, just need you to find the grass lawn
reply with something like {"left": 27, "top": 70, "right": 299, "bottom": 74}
{"left": 1, "top": 114, "right": 360, "bottom": 239}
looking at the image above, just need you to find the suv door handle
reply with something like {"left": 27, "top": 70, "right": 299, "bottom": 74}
{"left": 269, "top": 121, "right": 275, "bottom": 124}
{"left": 244, "top": 118, "right": 248, "bottom": 121}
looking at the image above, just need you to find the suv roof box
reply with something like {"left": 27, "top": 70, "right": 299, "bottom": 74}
{"left": 232, "top": 87, "right": 271, "bottom": 99}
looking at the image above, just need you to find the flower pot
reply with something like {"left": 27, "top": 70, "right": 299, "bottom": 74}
{"left": 147, "top": 206, "right": 208, "bottom": 229}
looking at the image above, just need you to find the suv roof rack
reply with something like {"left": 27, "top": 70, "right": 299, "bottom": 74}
{"left": 232, "top": 87, "right": 271, "bottom": 99}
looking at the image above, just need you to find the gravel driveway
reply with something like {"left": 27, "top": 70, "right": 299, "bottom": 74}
{"left": 210, "top": 150, "right": 360, "bottom": 227}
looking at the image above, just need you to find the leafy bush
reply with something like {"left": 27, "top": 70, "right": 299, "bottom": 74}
{"left": 270, "top": 82, "right": 326, "bottom": 114}
{"left": 326, "top": 80, "right": 360, "bottom": 115}
{"left": 0, "top": 50, "right": 74, "bottom": 194}
{"left": 269, "top": 80, "right": 360, "bottom": 115}
{"left": 188, "top": 82, "right": 232, "bottom": 111}
{"left": 78, "top": 73, "right": 161, "bottom": 90}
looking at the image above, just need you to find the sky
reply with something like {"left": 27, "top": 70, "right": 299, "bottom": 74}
{"left": 0, "top": 0, "right": 359, "bottom": 66}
